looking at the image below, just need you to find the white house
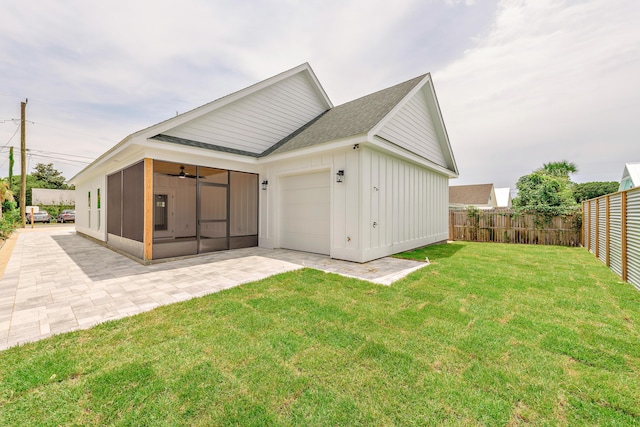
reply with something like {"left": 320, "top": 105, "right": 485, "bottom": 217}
{"left": 449, "top": 184, "right": 496, "bottom": 209}
{"left": 494, "top": 187, "right": 512, "bottom": 208}
{"left": 619, "top": 162, "right": 640, "bottom": 191}
{"left": 70, "top": 63, "right": 458, "bottom": 263}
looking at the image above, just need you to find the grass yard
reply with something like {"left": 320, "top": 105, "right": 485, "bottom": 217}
{"left": 0, "top": 242, "right": 638, "bottom": 426}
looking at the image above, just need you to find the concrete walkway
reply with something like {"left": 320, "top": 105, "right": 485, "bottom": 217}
{"left": 0, "top": 227, "right": 427, "bottom": 351}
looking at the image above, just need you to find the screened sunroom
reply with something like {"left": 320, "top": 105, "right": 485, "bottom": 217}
{"left": 106, "top": 160, "right": 258, "bottom": 261}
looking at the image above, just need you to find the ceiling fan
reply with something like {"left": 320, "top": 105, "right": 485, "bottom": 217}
{"left": 164, "top": 165, "right": 199, "bottom": 179}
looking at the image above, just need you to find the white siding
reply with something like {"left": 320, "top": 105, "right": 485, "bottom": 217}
{"left": 262, "top": 145, "right": 449, "bottom": 263}
{"left": 259, "top": 146, "right": 362, "bottom": 261}
{"left": 75, "top": 174, "right": 106, "bottom": 242}
{"left": 377, "top": 88, "right": 447, "bottom": 168}
{"left": 360, "top": 147, "right": 449, "bottom": 261}
{"left": 164, "top": 73, "right": 327, "bottom": 154}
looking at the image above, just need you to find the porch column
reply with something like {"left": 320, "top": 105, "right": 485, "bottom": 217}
{"left": 144, "top": 158, "right": 153, "bottom": 261}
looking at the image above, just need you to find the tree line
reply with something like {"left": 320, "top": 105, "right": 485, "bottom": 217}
{"left": 512, "top": 160, "right": 618, "bottom": 221}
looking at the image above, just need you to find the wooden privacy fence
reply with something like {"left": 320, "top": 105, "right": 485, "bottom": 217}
{"left": 449, "top": 209, "right": 582, "bottom": 246}
{"left": 583, "top": 187, "right": 640, "bottom": 290}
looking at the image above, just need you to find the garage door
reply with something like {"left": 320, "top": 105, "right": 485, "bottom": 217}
{"left": 280, "top": 171, "right": 330, "bottom": 255}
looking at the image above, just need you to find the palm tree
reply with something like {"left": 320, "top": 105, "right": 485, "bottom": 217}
{"left": 0, "top": 179, "right": 14, "bottom": 219}
{"left": 539, "top": 160, "right": 578, "bottom": 178}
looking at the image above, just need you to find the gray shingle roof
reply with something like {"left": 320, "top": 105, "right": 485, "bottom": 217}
{"left": 264, "top": 74, "right": 426, "bottom": 156}
{"left": 449, "top": 184, "right": 494, "bottom": 205}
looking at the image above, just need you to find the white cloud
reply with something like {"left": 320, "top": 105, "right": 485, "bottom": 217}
{"left": 435, "top": 0, "right": 640, "bottom": 186}
{"left": 2, "top": 0, "right": 636, "bottom": 188}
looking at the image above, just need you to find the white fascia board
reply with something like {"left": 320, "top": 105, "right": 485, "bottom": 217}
{"left": 139, "top": 63, "right": 333, "bottom": 138}
{"left": 69, "top": 135, "right": 137, "bottom": 183}
{"left": 140, "top": 138, "right": 259, "bottom": 166}
{"left": 301, "top": 63, "right": 334, "bottom": 109}
{"left": 370, "top": 136, "right": 458, "bottom": 178}
{"left": 368, "top": 73, "right": 459, "bottom": 176}
{"left": 423, "top": 77, "right": 459, "bottom": 175}
{"left": 257, "top": 135, "right": 368, "bottom": 164}
{"left": 368, "top": 74, "right": 431, "bottom": 137}
{"left": 71, "top": 64, "right": 332, "bottom": 183}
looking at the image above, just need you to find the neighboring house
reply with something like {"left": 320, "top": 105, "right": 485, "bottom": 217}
{"left": 70, "top": 63, "right": 458, "bottom": 263}
{"left": 619, "top": 162, "right": 640, "bottom": 191}
{"left": 31, "top": 188, "right": 75, "bottom": 206}
{"left": 494, "top": 187, "right": 512, "bottom": 208}
{"left": 449, "top": 184, "right": 497, "bottom": 209}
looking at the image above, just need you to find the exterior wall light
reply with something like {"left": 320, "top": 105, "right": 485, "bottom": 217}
{"left": 336, "top": 170, "right": 344, "bottom": 183}
{"left": 261, "top": 180, "right": 269, "bottom": 190}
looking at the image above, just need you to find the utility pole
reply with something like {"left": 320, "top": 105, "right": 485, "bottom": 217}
{"left": 20, "top": 99, "right": 27, "bottom": 228}
{"left": 9, "top": 146, "right": 13, "bottom": 186}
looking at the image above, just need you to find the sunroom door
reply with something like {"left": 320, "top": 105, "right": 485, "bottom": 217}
{"left": 198, "top": 168, "right": 229, "bottom": 253}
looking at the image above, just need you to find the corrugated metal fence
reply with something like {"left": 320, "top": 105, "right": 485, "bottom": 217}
{"left": 583, "top": 187, "right": 640, "bottom": 290}
{"left": 449, "top": 209, "right": 582, "bottom": 246}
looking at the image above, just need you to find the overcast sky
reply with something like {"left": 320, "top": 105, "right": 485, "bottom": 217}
{"left": 1, "top": 0, "right": 638, "bottom": 189}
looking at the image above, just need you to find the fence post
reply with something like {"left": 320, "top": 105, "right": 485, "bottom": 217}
{"left": 449, "top": 210, "right": 454, "bottom": 240}
{"left": 621, "top": 191, "right": 627, "bottom": 282}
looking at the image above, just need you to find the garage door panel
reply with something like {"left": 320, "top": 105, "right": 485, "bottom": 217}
{"left": 280, "top": 171, "right": 330, "bottom": 255}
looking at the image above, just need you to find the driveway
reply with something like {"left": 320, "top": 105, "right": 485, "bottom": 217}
{"left": 0, "top": 226, "right": 427, "bottom": 351}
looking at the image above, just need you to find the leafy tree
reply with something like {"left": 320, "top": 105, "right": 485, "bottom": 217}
{"left": 8, "top": 163, "right": 70, "bottom": 206}
{"left": 572, "top": 181, "right": 619, "bottom": 203}
{"left": 0, "top": 179, "right": 14, "bottom": 218}
{"left": 512, "top": 171, "right": 578, "bottom": 216}
{"left": 512, "top": 161, "right": 580, "bottom": 226}
{"left": 31, "top": 163, "right": 68, "bottom": 189}
{"left": 540, "top": 160, "right": 578, "bottom": 178}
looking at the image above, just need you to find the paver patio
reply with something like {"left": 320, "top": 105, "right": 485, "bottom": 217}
{"left": 0, "top": 226, "right": 427, "bottom": 351}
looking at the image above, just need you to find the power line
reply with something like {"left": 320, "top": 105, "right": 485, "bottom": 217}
{"left": 24, "top": 148, "right": 95, "bottom": 161}
{"left": 0, "top": 146, "right": 96, "bottom": 162}
{"left": 2, "top": 124, "right": 20, "bottom": 147}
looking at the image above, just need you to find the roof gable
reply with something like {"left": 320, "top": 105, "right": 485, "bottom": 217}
{"left": 494, "top": 187, "right": 512, "bottom": 208}
{"left": 71, "top": 64, "right": 459, "bottom": 183}
{"left": 160, "top": 68, "right": 331, "bottom": 155}
{"left": 265, "top": 74, "right": 425, "bottom": 157}
{"left": 372, "top": 76, "right": 457, "bottom": 174}
{"left": 620, "top": 162, "right": 640, "bottom": 190}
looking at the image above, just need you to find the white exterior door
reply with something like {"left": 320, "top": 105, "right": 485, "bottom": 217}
{"left": 280, "top": 171, "right": 330, "bottom": 255}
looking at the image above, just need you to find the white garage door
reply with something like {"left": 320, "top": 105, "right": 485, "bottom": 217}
{"left": 280, "top": 171, "right": 330, "bottom": 255}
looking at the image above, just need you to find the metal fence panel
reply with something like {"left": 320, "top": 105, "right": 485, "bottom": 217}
{"left": 627, "top": 189, "right": 640, "bottom": 289}
{"left": 609, "top": 194, "right": 623, "bottom": 277}
{"left": 598, "top": 199, "right": 607, "bottom": 263}
{"left": 589, "top": 200, "right": 597, "bottom": 254}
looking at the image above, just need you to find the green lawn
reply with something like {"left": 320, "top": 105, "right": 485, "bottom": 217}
{"left": 1, "top": 242, "right": 638, "bottom": 426}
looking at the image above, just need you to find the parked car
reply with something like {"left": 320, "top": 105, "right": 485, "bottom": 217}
{"left": 56, "top": 210, "right": 76, "bottom": 223}
{"left": 27, "top": 210, "right": 51, "bottom": 223}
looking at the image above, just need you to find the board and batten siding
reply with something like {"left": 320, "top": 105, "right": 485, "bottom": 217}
{"left": 376, "top": 87, "right": 447, "bottom": 168}
{"left": 163, "top": 72, "right": 328, "bottom": 154}
{"left": 360, "top": 148, "right": 448, "bottom": 261}
{"left": 74, "top": 174, "right": 106, "bottom": 242}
